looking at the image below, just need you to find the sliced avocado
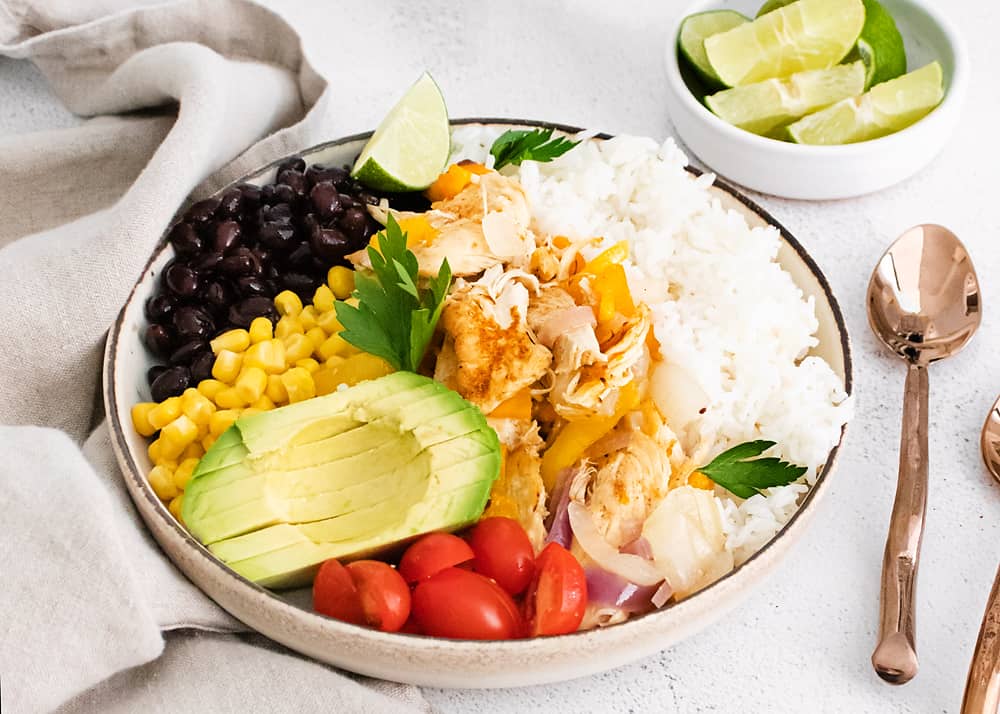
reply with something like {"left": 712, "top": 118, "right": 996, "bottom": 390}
{"left": 182, "top": 372, "right": 501, "bottom": 589}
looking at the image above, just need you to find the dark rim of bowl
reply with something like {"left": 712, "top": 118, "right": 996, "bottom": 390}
{"left": 105, "top": 117, "right": 853, "bottom": 648}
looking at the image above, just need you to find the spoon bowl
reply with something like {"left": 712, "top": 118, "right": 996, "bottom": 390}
{"left": 866, "top": 224, "right": 981, "bottom": 684}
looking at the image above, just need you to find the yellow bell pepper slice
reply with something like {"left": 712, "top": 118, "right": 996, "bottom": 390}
{"left": 584, "top": 240, "right": 629, "bottom": 275}
{"left": 424, "top": 161, "right": 491, "bottom": 203}
{"left": 540, "top": 382, "right": 639, "bottom": 492}
{"left": 593, "top": 263, "right": 635, "bottom": 322}
{"left": 488, "top": 388, "right": 533, "bottom": 420}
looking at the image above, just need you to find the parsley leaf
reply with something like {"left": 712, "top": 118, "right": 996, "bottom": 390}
{"left": 489, "top": 128, "right": 580, "bottom": 170}
{"left": 697, "top": 440, "right": 807, "bottom": 499}
{"left": 334, "top": 214, "right": 452, "bottom": 372}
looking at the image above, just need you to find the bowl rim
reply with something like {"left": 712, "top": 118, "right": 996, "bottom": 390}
{"left": 663, "top": 0, "right": 970, "bottom": 155}
{"left": 104, "top": 118, "right": 853, "bottom": 653}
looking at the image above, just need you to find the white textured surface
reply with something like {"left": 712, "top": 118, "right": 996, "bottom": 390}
{"left": 2, "top": 1, "right": 998, "bottom": 712}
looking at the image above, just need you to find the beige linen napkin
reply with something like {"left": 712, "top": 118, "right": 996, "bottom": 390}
{"left": 0, "top": 1, "right": 428, "bottom": 712}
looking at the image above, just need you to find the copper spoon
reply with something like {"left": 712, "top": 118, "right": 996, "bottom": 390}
{"left": 961, "top": 397, "right": 1000, "bottom": 713}
{"left": 867, "top": 224, "right": 982, "bottom": 684}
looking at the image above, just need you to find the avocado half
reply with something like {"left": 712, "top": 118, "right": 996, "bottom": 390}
{"left": 182, "top": 372, "right": 501, "bottom": 589}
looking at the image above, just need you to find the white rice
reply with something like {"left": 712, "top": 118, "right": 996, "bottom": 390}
{"left": 449, "top": 126, "right": 852, "bottom": 563}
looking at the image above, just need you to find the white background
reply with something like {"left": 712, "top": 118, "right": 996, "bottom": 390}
{"left": 2, "top": 1, "right": 998, "bottom": 712}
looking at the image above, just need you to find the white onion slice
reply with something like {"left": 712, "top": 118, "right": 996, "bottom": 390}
{"left": 567, "top": 502, "right": 664, "bottom": 587}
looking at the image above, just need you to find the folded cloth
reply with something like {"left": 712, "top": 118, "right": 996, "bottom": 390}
{"left": 0, "top": 1, "right": 428, "bottom": 712}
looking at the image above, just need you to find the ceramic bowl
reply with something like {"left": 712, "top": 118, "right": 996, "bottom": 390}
{"left": 663, "top": 0, "right": 969, "bottom": 199}
{"left": 104, "top": 120, "right": 852, "bottom": 688}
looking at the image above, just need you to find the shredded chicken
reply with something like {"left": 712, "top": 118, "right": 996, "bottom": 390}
{"left": 483, "top": 418, "right": 547, "bottom": 550}
{"left": 434, "top": 267, "right": 551, "bottom": 414}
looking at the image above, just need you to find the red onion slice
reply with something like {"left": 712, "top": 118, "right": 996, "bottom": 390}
{"left": 586, "top": 568, "right": 657, "bottom": 613}
{"left": 620, "top": 536, "right": 653, "bottom": 560}
{"left": 567, "top": 502, "right": 663, "bottom": 586}
{"left": 544, "top": 471, "right": 573, "bottom": 549}
{"left": 651, "top": 579, "right": 674, "bottom": 609}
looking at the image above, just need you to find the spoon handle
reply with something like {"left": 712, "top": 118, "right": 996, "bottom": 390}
{"left": 872, "top": 361, "right": 928, "bottom": 685}
{"left": 962, "top": 563, "right": 1000, "bottom": 713}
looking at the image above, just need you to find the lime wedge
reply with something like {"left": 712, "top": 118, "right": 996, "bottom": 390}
{"left": 756, "top": 0, "right": 794, "bottom": 17}
{"left": 843, "top": 0, "right": 906, "bottom": 88}
{"left": 705, "top": 0, "right": 865, "bottom": 87}
{"left": 678, "top": 11, "right": 749, "bottom": 88}
{"left": 787, "top": 61, "right": 944, "bottom": 145}
{"left": 351, "top": 73, "right": 450, "bottom": 192}
{"left": 706, "top": 61, "right": 865, "bottom": 136}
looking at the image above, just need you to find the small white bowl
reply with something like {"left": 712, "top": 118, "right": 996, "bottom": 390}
{"left": 664, "top": 0, "right": 969, "bottom": 199}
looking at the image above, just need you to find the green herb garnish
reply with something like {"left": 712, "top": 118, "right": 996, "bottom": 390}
{"left": 697, "top": 440, "right": 806, "bottom": 499}
{"left": 334, "top": 214, "right": 451, "bottom": 372}
{"left": 489, "top": 128, "right": 580, "bottom": 170}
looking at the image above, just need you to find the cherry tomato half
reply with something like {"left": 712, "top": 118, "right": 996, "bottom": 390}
{"left": 467, "top": 517, "right": 535, "bottom": 595}
{"left": 412, "top": 567, "right": 525, "bottom": 640}
{"left": 524, "top": 542, "right": 587, "bottom": 636}
{"left": 398, "top": 532, "right": 474, "bottom": 583}
{"left": 313, "top": 559, "right": 411, "bottom": 633}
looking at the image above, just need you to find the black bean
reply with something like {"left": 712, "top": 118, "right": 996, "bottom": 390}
{"left": 168, "top": 222, "right": 202, "bottom": 256}
{"left": 306, "top": 164, "right": 347, "bottom": 187}
{"left": 272, "top": 184, "right": 295, "bottom": 204}
{"left": 286, "top": 243, "right": 314, "bottom": 268}
{"left": 173, "top": 306, "right": 215, "bottom": 341}
{"left": 237, "top": 276, "right": 273, "bottom": 297}
{"left": 151, "top": 366, "right": 190, "bottom": 402}
{"left": 202, "top": 280, "right": 234, "bottom": 311}
{"left": 185, "top": 198, "right": 219, "bottom": 224}
{"left": 228, "top": 296, "right": 277, "bottom": 327}
{"left": 278, "top": 169, "right": 308, "bottom": 196}
{"left": 213, "top": 220, "right": 242, "bottom": 253}
{"left": 147, "top": 364, "right": 168, "bottom": 387}
{"left": 310, "top": 224, "right": 350, "bottom": 262}
{"left": 218, "top": 188, "right": 243, "bottom": 217}
{"left": 189, "top": 252, "right": 223, "bottom": 273}
{"left": 189, "top": 351, "right": 215, "bottom": 383}
{"left": 164, "top": 263, "right": 199, "bottom": 298}
{"left": 268, "top": 203, "right": 293, "bottom": 223}
{"left": 357, "top": 192, "right": 378, "bottom": 206}
{"left": 220, "top": 248, "right": 260, "bottom": 277}
{"left": 277, "top": 156, "right": 306, "bottom": 175}
{"left": 238, "top": 183, "right": 262, "bottom": 211}
{"left": 310, "top": 181, "right": 342, "bottom": 220}
{"left": 258, "top": 221, "right": 295, "bottom": 251}
{"left": 261, "top": 183, "right": 277, "bottom": 205}
{"left": 144, "top": 324, "right": 175, "bottom": 357}
{"left": 338, "top": 207, "right": 369, "bottom": 244}
{"left": 169, "top": 340, "right": 208, "bottom": 366}
{"left": 145, "top": 294, "right": 175, "bottom": 322}
{"left": 281, "top": 272, "right": 319, "bottom": 295}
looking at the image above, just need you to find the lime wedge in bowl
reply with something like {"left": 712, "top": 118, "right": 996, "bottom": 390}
{"left": 706, "top": 61, "right": 865, "bottom": 136}
{"left": 351, "top": 73, "right": 450, "bottom": 192}
{"left": 678, "top": 10, "right": 749, "bottom": 88}
{"left": 705, "top": 0, "right": 865, "bottom": 87}
{"left": 843, "top": 0, "right": 906, "bottom": 88}
{"left": 788, "top": 61, "right": 944, "bottom": 145}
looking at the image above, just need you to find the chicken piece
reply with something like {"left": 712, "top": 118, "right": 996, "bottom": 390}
{"left": 576, "top": 420, "right": 682, "bottom": 548}
{"left": 483, "top": 418, "right": 548, "bottom": 550}
{"left": 434, "top": 266, "right": 551, "bottom": 414}
{"left": 526, "top": 285, "right": 579, "bottom": 340}
{"left": 549, "top": 305, "right": 651, "bottom": 420}
{"left": 356, "top": 172, "right": 536, "bottom": 277}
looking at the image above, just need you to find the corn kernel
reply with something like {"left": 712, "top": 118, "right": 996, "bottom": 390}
{"left": 317, "top": 310, "right": 343, "bottom": 334}
{"left": 318, "top": 333, "right": 351, "bottom": 361}
{"left": 214, "top": 387, "right": 246, "bottom": 410}
{"left": 244, "top": 338, "right": 286, "bottom": 374}
{"left": 325, "top": 354, "right": 346, "bottom": 369}
{"left": 209, "top": 409, "right": 241, "bottom": 437}
{"left": 281, "top": 367, "right": 315, "bottom": 403}
{"left": 328, "top": 266, "right": 355, "bottom": 300}
{"left": 202, "top": 433, "right": 218, "bottom": 451}
{"left": 251, "top": 395, "right": 276, "bottom": 411}
{"left": 241, "top": 408, "right": 263, "bottom": 419}
{"left": 131, "top": 402, "right": 158, "bottom": 437}
{"left": 149, "top": 465, "right": 178, "bottom": 501}
{"left": 312, "top": 284, "right": 335, "bottom": 312}
{"left": 148, "top": 397, "right": 182, "bottom": 431}
{"left": 212, "top": 350, "right": 243, "bottom": 383}
{"left": 299, "top": 305, "right": 319, "bottom": 330}
{"left": 210, "top": 328, "right": 250, "bottom": 355}
{"left": 295, "top": 358, "right": 320, "bottom": 374}
{"left": 283, "top": 333, "right": 314, "bottom": 364}
{"left": 266, "top": 374, "right": 288, "bottom": 404}
{"left": 181, "top": 388, "right": 215, "bottom": 426}
{"left": 173, "top": 458, "right": 200, "bottom": 490}
{"left": 181, "top": 442, "right": 205, "bottom": 461}
{"left": 305, "top": 327, "right": 327, "bottom": 352}
{"left": 249, "top": 316, "right": 273, "bottom": 343}
{"left": 168, "top": 494, "right": 184, "bottom": 523}
{"left": 274, "top": 290, "right": 303, "bottom": 317}
{"left": 148, "top": 438, "right": 164, "bottom": 464}
{"left": 313, "top": 367, "right": 342, "bottom": 396}
{"left": 235, "top": 366, "right": 267, "bottom": 403}
{"left": 275, "top": 315, "right": 304, "bottom": 339}
{"left": 197, "top": 379, "right": 226, "bottom": 401}
{"left": 161, "top": 414, "right": 199, "bottom": 449}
